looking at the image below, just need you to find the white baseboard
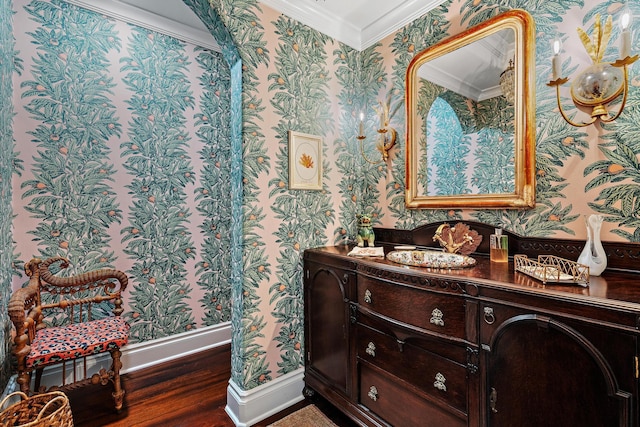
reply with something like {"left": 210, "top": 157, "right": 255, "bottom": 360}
{"left": 4, "top": 322, "right": 306, "bottom": 427}
{"left": 121, "top": 321, "right": 231, "bottom": 374}
{"left": 35, "top": 322, "right": 231, "bottom": 388}
{"left": 2, "top": 375, "right": 18, "bottom": 400}
{"left": 225, "top": 368, "right": 305, "bottom": 427}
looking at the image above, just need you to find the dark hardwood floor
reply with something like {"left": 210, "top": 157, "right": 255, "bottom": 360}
{"left": 67, "top": 344, "right": 357, "bottom": 426}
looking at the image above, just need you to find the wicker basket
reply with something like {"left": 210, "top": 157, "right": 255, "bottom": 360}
{"left": 0, "top": 391, "right": 73, "bottom": 427}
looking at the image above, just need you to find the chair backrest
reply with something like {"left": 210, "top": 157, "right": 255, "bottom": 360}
{"left": 9, "top": 257, "right": 129, "bottom": 347}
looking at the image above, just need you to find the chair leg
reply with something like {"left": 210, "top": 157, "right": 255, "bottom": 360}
{"left": 17, "top": 370, "right": 32, "bottom": 395}
{"left": 34, "top": 368, "right": 44, "bottom": 393}
{"left": 110, "top": 349, "right": 125, "bottom": 412}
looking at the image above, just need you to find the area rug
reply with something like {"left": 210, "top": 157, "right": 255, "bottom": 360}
{"left": 268, "top": 404, "right": 338, "bottom": 427}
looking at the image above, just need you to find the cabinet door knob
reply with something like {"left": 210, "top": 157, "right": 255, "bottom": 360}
{"left": 364, "top": 289, "right": 372, "bottom": 304}
{"left": 367, "top": 385, "right": 378, "bottom": 401}
{"left": 484, "top": 307, "right": 495, "bottom": 324}
{"left": 366, "top": 342, "right": 376, "bottom": 357}
{"left": 430, "top": 308, "right": 445, "bottom": 327}
{"left": 490, "top": 387, "right": 498, "bottom": 413}
{"left": 434, "top": 372, "right": 447, "bottom": 391}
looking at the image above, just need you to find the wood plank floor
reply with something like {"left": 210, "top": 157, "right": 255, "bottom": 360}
{"left": 67, "top": 344, "right": 357, "bottom": 426}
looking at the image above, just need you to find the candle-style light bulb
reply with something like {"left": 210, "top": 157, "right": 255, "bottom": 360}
{"left": 551, "top": 38, "right": 562, "bottom": 80}
{"left": 358, "top": 112, "right": 364, "bottom": 137}
{"left": 620, "top": 8, "right": 631, "bottom": 59}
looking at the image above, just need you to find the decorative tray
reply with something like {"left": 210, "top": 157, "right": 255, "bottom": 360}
{"left": 514, "top": 254, "right": 589, "bottom": 286}
{"left": 386, "top": 249, "right": 476, "bottom": 269}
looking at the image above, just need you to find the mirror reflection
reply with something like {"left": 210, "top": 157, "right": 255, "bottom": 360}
{"left": 420, "top": 29, "right": 515, "bottom": 196}
{"left": 405, "top": 10, "right": 536, "bottom": 209}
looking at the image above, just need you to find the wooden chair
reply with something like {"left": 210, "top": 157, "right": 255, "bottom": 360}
{"left": 8, "top": 257, "right": 130, "bottom": 411}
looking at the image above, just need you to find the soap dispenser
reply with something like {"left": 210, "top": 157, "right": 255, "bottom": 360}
{"left": 490, "top": 228, "right": 508, "bottom": 262}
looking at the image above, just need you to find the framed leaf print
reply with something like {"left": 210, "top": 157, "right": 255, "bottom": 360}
{"left": 288, "top": 131, "right": 322, "bottom": 190}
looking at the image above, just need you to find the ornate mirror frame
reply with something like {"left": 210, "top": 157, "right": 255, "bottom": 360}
{"left": 405, "top": 9, "right": 536, "bottom": 209}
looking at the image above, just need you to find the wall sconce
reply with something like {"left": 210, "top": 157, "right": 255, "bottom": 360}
{"left": 499, "top": 59, "right": 515, "bottom": 104}
{"left": 547, "top": 12, "right": 638, "bottom": 127}
{"left": 357, "top": 95, "right": 398, "bottom": 164}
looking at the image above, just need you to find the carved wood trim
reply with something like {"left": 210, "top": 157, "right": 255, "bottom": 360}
{"left": 356, "top": 263, "right": 479, "bottom": 296}
{"left": 374, "top": 221, "right": 640, "bottom": 274}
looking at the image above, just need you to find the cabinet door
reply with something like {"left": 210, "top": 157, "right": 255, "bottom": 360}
{"left": 304, "top": 260, "right": 353, "bottom": 396}
{"left": 485, "top": 314, "right": 633, "bottom": 427}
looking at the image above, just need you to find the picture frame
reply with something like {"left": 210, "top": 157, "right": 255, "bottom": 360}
{"left": 288, "top": 130, "right": 323, "bottom": 190}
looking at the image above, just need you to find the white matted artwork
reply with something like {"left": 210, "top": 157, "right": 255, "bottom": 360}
{"left": 288, "top": 130, "right": 323, "bottom": 190}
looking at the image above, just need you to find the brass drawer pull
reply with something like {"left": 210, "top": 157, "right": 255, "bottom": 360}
{"left": 368, "top": 385, "right": 378, "bottom": 401}
{"left": 364, "top": 289, "right": 372, "bottom": 304}
{"left": 484, "top": 307, "right": 495, "bottom": 324}
{"left": 366, "top": 342, "right": 376, "bottom": 357}
{"left": 434, "top": 372, "right": 447, "bottom": 391}
{"left": 430, "top": 308, "right": 444, "bottom": 327}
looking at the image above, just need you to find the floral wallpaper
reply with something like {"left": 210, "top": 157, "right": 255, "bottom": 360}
{"left": 10, "top": 0, "right": 233, "bottom": 355}
{"left": 1, "top": 0, "right": 640, "bottom": 395}
{"left": 418, "top": 77, "right": 515, "bottom": 196}
{"left": 0, "top": 0, "right": 21, "bottom": 391}
{"left": 425, "top": 96, "right": 514, "bottom": 195}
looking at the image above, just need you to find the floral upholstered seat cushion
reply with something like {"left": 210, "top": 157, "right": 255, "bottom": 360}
{"left": 26, "top": 316, "right": 130, "bottom": 369}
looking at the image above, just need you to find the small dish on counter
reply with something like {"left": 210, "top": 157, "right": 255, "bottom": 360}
{"left": 347, "top": 246, "right": 385, "bottom": 257}
{"left": 387, "top": 249, "right": 476, "bottom": 269}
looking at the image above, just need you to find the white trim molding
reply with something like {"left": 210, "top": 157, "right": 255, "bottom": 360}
{"left": 35, "top": 322, "right": 231, "bottom": 389}
{"left": 360, "top": 0, "right": 448, "bottom": 50}
{"left": 121, "top": 321, "right": 231, "bottom": 374}
{"left": 225, "top": 369, "right": 305, "bottom": 427}
{"left": 259, "top": 0, "right": 447, "bottom": 51}
{"left": 63, "top": 0, "right": 221, "bottom": 52}
{"left": 2, "top": 375, "right": 18, "bottom": 400}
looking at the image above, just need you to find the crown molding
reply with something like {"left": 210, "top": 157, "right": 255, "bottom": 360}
{"left": 260, "top": 0, "right": 447, "bottom": 51}
{"left": 360, "top": 0, "right": 448, "bottom": 50}
{"left": 63, "top": 0, "right": 221, "bottom": 52}
{"left": 259, "top": 0, "right": 361, "bottom": 49}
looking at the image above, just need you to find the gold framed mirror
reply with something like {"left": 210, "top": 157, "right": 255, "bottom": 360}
{"left": 405, "top": 9, "right": 536, "bottom": 209}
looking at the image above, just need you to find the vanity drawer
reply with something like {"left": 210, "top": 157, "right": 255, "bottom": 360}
{"left": 357, "top": 275, "right": 467, "bottom": 339}
{"left": 357, "top": 310, "right": 469, "bottom": 363}
{"left": 357, "top": 322, "right": 468, "bottom": 413}
{"left": 359, "top": 364, "right": 466, "bottom": 427}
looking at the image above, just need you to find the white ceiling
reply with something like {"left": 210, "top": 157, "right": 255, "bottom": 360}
{"left": 73, "top": 0, "right": 448, "bottom": 52}
{"left": 420, "top": 28, "right": 515, "bottom": 102}
{"left": 67, "top": 0, "right": 508, "bottom": 101}
{"left": 259, "top": 0, "right": 448, "bottom": 50}
{"left": 65, "top": 0, "right": 222, "bottom": 51}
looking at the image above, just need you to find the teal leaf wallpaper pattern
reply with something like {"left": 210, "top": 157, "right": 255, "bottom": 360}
{"left": 385, "top": 4, "right": 457, "bottom": 229}
{"left": 11, "top": 0, "right": 233, "bottom": 349}
{"left": 332, "top": 42, "right": 373, "bottom": 243}
{"left": 5, "top": 0, "right": 640, "bottom": 396}
{"left": 462, "top": 0, "right": 583, "bottom": 236}
{"left": 193, "top": 47, "right": 233, "bottom": 325}
{"left": 0, "top": 0, "right": 19, "bottom": 390}
{"left": 427, "top": 97, "right": 471, "bottom": 195}
{"left": 472, "top": 127, "right": 515, "bottom": 194}
{"left": 19, "top": 0, "right": 122, "bottom": 272}
{"left": 351, "top": 45, "right": 387, "bottom": 228}
{"left": 120, "top": 28, "right": 198, "bottom": 340}
{"left": 183, "top": 4, "right": 243, "bottom": 350}
{"left": 583, "top": 1, "right": 640, "bottom": 242}
{"left": 267, "top": 15, "right": 334, "bottom": 376}
{"left": 420, "top": 91, "right": 519, "bottom": 196}
{"left": 208, "top": 0, "right": 273, "bottom": 388}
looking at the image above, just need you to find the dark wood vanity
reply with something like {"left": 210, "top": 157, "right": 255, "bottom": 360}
{"left": 303, "top": 222, "right": 640, "bottom": 427}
